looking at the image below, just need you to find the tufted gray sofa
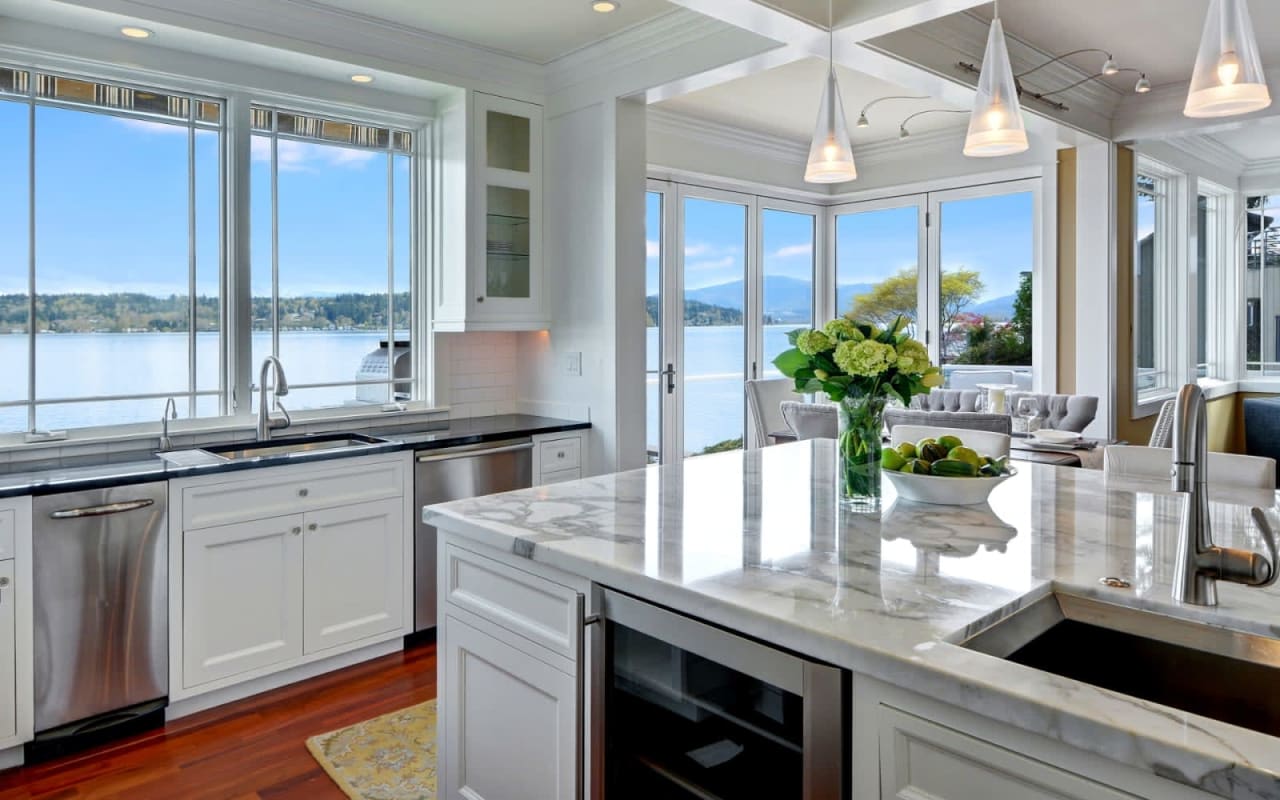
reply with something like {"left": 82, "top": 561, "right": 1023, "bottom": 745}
{"left": 910, "top": 389, "right": 981, "bottom": 412}
{"left": 1004, "top": 392, "right": 1098, "bottom": 433}
{"left": 884, "top": 407, "right": 1011, "bottom": 435}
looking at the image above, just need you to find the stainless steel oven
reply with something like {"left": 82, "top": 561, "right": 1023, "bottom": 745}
{"left": 601, "top": 589, "right": 847, "bottom": 799}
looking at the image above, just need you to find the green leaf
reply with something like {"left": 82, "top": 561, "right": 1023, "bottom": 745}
{"left": 800, "top": 377, "right": 825, "bottom": 393}
{"left": 826, "top": 374, "right": 852, "bottom": 387}
{"left": 813, "top": 352, "right": 839, "bottom": 374}
{"left": 772, "top": 348, "right": 810, "bottom": 377}
{"left": 786, "top": 328, "right": 808, "bottom": 346}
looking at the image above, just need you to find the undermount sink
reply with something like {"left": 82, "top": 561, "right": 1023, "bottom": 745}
{"left": 201, "top": 432, "right": 390, "bottom": 461}
{"left": 961, "top": 592, "right": 1280, "bottom": 737}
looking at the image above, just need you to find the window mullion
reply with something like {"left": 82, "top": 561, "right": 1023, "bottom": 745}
{"left": 188, "top": 123, "right": 198, "bottom": 419}
{"left": 225, "top": 93, "right": 254, "bottom": 418}
{"left": 386, "top": 150, "right": 395, "bottom": 405}
{"left": 26, "top": 95, "right": 35, "bottom": 433}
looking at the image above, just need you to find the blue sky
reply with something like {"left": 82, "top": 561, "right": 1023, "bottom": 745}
{"left": 0, "top": 101, "right": 407, "bottom": 297}
{"left": 646, "top": 189, "right": 1035, "bottom": 306}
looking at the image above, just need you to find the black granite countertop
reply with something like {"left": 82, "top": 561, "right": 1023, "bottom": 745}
{"left": 0, "top": 414, "right": 590, "bottom": 498}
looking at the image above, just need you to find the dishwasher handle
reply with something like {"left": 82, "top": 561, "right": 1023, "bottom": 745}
{"left": 48, "top": 498, "right": 156, "bottom": 519}
{"left": 416, "top": 442, "right": 534, "bottom": 463}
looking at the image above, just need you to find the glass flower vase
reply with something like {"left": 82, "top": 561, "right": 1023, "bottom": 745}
{"left": 836, "top": 391, "right": 888, "bottom": 511}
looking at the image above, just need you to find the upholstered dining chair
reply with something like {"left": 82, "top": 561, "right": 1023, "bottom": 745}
{"left": 1004, "top": 392, "right": 1099, "bottom": 433}
{"left": 779, "top": 401, "right": 836, "bottom": 441}
{"left": 890, "top": 424, "right": 1011, "bottom": 459}
{"left": 1103, "top": 445, "right": 1276, "bottom": 490}
{"left": 745, "top": 378, "right": 794, "bottom": 446}
{"left": 1147, "top": 399, "right": 1177, "bottom": 448}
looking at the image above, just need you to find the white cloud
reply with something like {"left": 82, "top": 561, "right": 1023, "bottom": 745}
{"left": 772, "top": 243, "right": 812, "bottom": 259}
{"left": 114, "top": 118, "right": 187, "bottom": 136}
{"left": 686, "top": 256, "right": 735, "bottom": 272}
{"left": 250, "top": 137, "right": 378, "bottom": 172}
{"left": 684, "top": 242, "right": 712, "bottom": 257}
{"left": 646, "top": 240, "right": 659, "bottom": 258}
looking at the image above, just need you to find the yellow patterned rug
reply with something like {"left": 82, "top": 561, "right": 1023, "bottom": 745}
{"left": 306, "top": 699, "right": 438, "bottom": 800}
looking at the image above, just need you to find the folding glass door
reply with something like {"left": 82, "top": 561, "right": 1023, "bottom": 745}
{"left": 646, "top": 182, "right": 819, "bottom": 463}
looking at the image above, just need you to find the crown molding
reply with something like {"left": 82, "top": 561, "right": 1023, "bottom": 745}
{"left": 856, "top": 123, "right": 968, "bottom": 166}
{"left": 647, "top": 107, "right": 809, "bottom": 163}
{"left": 1161, "top": 133, "right": 1248, "bottom": 176}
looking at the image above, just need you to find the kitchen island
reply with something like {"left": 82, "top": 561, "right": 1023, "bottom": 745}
{"left": 426, "top": 440, "right": 1280, "bottom": 800}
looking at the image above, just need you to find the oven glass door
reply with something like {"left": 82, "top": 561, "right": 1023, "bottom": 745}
{"left": 606, "top": 622, "right": 804, "bottom": 799}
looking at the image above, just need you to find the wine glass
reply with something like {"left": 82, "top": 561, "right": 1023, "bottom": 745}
{"left": 1016, "top": 397, "right": 1040, "bottom": 434}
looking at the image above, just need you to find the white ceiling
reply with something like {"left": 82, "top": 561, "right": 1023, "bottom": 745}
{"left": 302, "top": 0, "right": 676, "bottom": 64}
{"left": 655, "top": 57, "right": 966, "bottom": 146}
{"left": 1199, "top": 122, "right": 1280, "bottom": 163}
{"left": 980, "top": 0, "right": 1280, "bottom": 93}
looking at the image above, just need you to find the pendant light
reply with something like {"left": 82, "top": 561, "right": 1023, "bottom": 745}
{"left": 1184, "top": 0, "right": 1271, "bottom": 118}
{"left": 963, "top": 2, "right": 1028, "bottom": 158}
{"left": 804, "top": 0, "right": 856, "bottom": 183}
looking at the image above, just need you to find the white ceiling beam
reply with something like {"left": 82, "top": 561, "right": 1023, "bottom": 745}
{"left": 1111, "top": 66, "right": 1280, "bottom": 142}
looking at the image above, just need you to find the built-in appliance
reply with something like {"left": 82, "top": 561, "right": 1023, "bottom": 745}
{"left": 30, "top": 482, "right": 168, "bottom": 757}
{"left": 602, "top": 589, "right": 847, "bottom": 799}
{"left": 414, "top": 438, "right": 534, "bottom": 632}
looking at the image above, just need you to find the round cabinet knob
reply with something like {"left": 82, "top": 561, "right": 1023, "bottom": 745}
{"left": 298, "top": 488, "right": 309, "bottom": 497}
{"left": 291, "top": 526, "right": 302, "bottom": 535}
{"left": 308, "top": 523, "right": 318, "bottom": 531}
{"left": 0, "top": 577, "right": 10, "bottom": 588}
{"left": 476, "top": 296, "right": 485, "bottom": 303}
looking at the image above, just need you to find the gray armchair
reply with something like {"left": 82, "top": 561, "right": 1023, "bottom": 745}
{"left": 1005, "top": 392, "right": 1098, "bottom": 433}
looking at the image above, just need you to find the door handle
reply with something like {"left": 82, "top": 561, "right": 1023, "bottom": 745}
{"left": 416, "top": 442, "right": 534, "bottom": 463}
{"left": 662, "top": 363, "right": 676, "bottom": 394}
{"left": 49, "top": 498, "right": 155, "bottom": 519}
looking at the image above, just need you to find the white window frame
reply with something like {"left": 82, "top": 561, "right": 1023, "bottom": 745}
{"left": 0, "top": 55, "right": 434, "bottom": 447}
{"left": 1133, "top": 157, "right": 1184, "bottom": 416}
{"left": 1195, "top": 180, "right": 1236, "bottom": 383}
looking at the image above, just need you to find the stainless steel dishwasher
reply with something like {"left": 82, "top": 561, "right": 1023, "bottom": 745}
{"left": 414, "top": 438, "right": 533, "bottom": 632}
{"left": 31, "top": 482, "right": 168, "bottom": 752}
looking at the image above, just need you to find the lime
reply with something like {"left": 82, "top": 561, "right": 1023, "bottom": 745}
{"left": 896, "top": 441, "right": 918, "bottom": 459}
{"left": 901, "top": 459, "right": 931, "bottom": 475}
{"left": 937, "top": 434, "right": 964, "bottom": 451}
{"left": 916, "top": 437, "right": 937, "bottom": 453}
{"left": 881, "top": 448, "right": 907, "bottom": 471}
{"left": 919, "top": 442, "right": 949, "bottom": 463}
{"left": 948, "top": 446, "right": 982, "bottom": 469}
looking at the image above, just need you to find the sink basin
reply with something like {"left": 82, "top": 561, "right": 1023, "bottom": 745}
{"left": 201, "top": 432, "right": 390, "bottom": 461}
{"left": 961, "top": 593, "right": 1280, "bottom": 736}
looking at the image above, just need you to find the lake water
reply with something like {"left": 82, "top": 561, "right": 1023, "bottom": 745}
{"left": 0, "top": 331, "right": 395, "bottom": 432}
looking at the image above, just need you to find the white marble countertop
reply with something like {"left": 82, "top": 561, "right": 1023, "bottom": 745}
{"left": 425, "top": 440, "right": 1280, "bottom": 799}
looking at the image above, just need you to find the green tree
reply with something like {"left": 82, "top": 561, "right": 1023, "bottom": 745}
{"left": 1010, "top": 271, "right": 1032, "bottom": 344}
{"left": 848, "top": 268, "right": 984, "bottom": 332}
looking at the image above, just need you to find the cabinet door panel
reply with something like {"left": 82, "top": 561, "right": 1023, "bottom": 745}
{"left": 443, "top": 614, "right": 577, "bottom": 800}
{"left": 303, "top": 499, "right": 404, "bottom": 653}
{"left": 880, "top": 706, "right": 1139, "bottom": 800}
{"left": 0, "top": 561, "right": 15, "bottom": 740}
{"left": 183, "top": 516, "right": 304, "bottom": 687}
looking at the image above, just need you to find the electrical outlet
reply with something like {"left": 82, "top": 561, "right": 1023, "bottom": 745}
{"left": 566, "top": 351, "right": 582, "bottom": 376}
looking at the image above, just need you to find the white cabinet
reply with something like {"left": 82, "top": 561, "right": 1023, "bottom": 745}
{"left": 533, "top": 431, "right": 588, "bottom": 485}
{"left": 170, "top": 453, "right": 413, "bottom": 699}
{"left": 0, "top": 496, "right": 32, "bottom": 753}
{"left": 183, "top": 515, "right": 305, "bottom": 686}
{"left": 304, "top": 499, "right": 404, "bottom": 653}
{"left": 435, "top": 91, "right": 547, "bottom": 331}
{"left": 442, "top": 611, "right": 579, "bottom": 800}
{"left": 0, "top": 560, "right": 15, "bottom": 741}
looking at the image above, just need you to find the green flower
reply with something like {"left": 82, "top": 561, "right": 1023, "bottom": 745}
{"left": 922, "top": 366, "right": 944, "bottom": 388}
{"left": 834, "top": 339, "right": 897, "bottom": 377}
{"left": 824, "top": 318, "right": 862, "bottom": 341}
{"left": 796, "top": 330, "right": 832, "bottom": 355}
{"left": 895, "top": 338, "right": 930, "bottom": 373}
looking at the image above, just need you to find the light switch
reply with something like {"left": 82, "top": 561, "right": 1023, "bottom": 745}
{"left": 566, "top": 351, "right": 582, "bottom": 376}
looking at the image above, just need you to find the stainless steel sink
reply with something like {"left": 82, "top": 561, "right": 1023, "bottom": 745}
{"left": 201, "top": 432, "right": 390, "bottom": 461}
{"left": 961, "top": 592, "right": 1280, "bottom": 736}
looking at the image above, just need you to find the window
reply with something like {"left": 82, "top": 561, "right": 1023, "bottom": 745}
{"left": 0, "top": 66, "right": 223, "bottom": 432}
{"left": 0, "top": 61, "right": 424, "bottom": 439}
{"left": 1134, "top": 165, "right": 1176, "bottom": 404}
{"left": 250, "top": 106, "right": 415, "bottom": 410}
{"left": 1246, "top": 193, "right": 1280, "bottom": 374}
{"left": 1195, "top": 181, "right": 1232, "bottom": 381}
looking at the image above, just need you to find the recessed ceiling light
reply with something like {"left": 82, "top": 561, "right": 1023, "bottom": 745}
{"left": 350, "top": 74, "right": 375, "bottom": 84}
{"left": 590, "top": 0, "right": 620, "bottom": 12}
{"left": 119, "top": 26, "right": 154, "bottom": 39}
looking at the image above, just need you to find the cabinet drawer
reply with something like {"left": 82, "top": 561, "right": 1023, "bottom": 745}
{"left": 880, "top": 706, "right": 1140, "bottom": 800}
{"left": 540, "top": 467, "right": 581, "bottom": 485}
{"left": 182, "top": 458, "right": 405, "bottom": 530}
{"left": 539, "top": 437, "right": 580, "bottom": 472}
{"left": 0, "top": 510, "right": 13, "bottom": 560}
{"left": 444, "top": 544, "right": 581, "bottom": 662}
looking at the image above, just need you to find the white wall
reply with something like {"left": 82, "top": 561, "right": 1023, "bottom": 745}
{"left": 516, "top": 98, "right": 648, "bottom": 474}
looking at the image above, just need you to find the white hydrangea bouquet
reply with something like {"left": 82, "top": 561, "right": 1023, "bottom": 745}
{"left": 772, "top": 315, "right": 942, "bottom": 509}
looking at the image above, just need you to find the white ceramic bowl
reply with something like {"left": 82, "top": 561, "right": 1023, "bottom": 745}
{"left": 882, "top": 468, "right": 1016, "bottom": 506}
{"left": 1031, "top": 429, "right": 1081, "bottom": 445}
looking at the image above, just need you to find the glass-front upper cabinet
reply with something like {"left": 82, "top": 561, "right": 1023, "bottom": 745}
{"left": 472, "top": 93, "right": 544, "bottom": 327}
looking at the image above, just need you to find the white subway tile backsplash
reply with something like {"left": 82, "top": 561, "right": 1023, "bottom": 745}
{"left": 444, "top": 331, "right": 520, "bottom": 419}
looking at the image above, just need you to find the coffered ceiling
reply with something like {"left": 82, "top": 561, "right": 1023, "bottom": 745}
{"left": 296, "top": 0, "right": 677, "bottom": 64}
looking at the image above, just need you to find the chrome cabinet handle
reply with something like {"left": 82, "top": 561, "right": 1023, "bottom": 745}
{"left": 416, "top": 442, "right": 534, "bottom": 463}
{"left": 291, "top": 526, "right": 302, "bottom": 536}
{"left": 297, "top": 488, "right": 309, "bottom": 497}
{"left": 50, "top": 498, "right": 155, "bottom": 519}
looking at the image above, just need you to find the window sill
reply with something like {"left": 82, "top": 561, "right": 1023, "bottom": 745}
{"left": 1237, "top": 378, "right": 1280, "bottom": 396}
{"left": 0, "top": 402, "right": 449, "bottom": 456}
{"left": 1133, "top": 392, "right": 1175, "bottom": 419}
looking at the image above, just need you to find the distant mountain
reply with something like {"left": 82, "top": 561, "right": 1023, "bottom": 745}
{"left": 970, "top": 293, "right": 1016, "bottom": 320}
{"left": 674, "top": 277, "right": 876, "bottom": 324}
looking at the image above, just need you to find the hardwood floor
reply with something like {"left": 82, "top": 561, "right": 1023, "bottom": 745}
{"left": 0, "top": 639, "right": 437, "bottom": 800}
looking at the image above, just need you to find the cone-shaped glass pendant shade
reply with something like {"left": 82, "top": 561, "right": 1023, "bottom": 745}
{"left": 1184, "top": 0, "right": 1270, "bottom": 118}
{"left": 805, "top": 69, "right": 857, "bottom": 184}
{"left": 964, "top": 16, "right": 1028, "bottom": 158}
